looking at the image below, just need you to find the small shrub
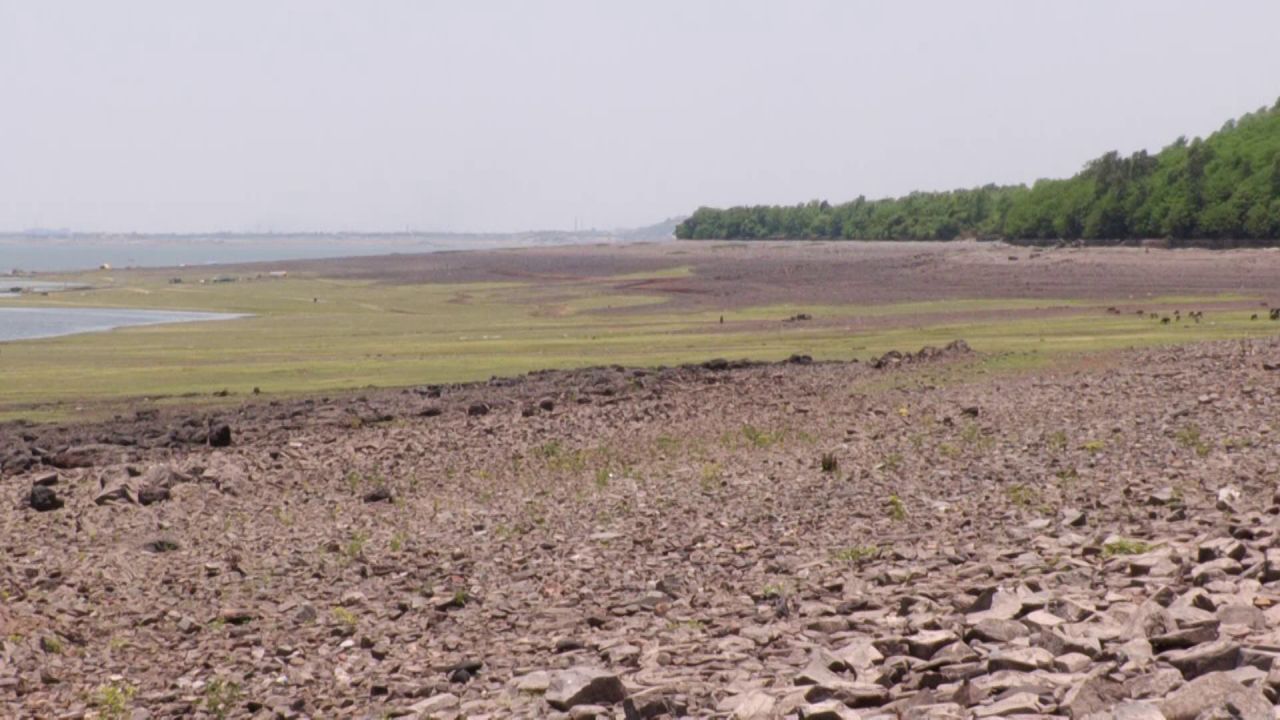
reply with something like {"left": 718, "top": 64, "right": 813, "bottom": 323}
{"left": 93, "top": 682, "right": 136, "bottom": 720}
{"left": 887, "top": 494, "right": 907, "bottom": 521}
{"left": 1175, "top": 425, "right": 1212, "bottom": 457}
{"left": 342, "top": 532, "right": 368, "bottom": 561}
{"left": 1006, "top": 483, "right": 1039, "bottom": 508}
{"left": 204, "top": 678, "right": 242, "bottom": 720}
{"left": 40, "top": 635, "right": 63, "bottom": 654}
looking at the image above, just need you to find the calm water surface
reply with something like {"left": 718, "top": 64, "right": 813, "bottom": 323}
{"left": 0, "top": 307, "right": 244, "bottom": 342}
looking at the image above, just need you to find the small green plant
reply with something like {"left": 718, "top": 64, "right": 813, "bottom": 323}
{"left": 959, "top": 422, "right": 996, "bottom": 451}
{"left": 203, "top": 678, "right": 243, "bottom": 720}
{"left": 887, "top": 494, "right": 907, "bottom": 521}
{"left": 1175, "top": 425, "right": 1212, "bottom": 457}
{"left": 655, "top": 435, "right": 680, "bottom": 453}
{"left": 1046, "top": 430, "right": 1068, "bottom": 452}
{"left": 1102, "top": 538, "right": 1154, "bottom": 557}
{"left": 820, "top": 453, "right": 839, "bottom": 473}
{"left": 389, "top": 532, "right": 406, "bottom": 553}
{"left": 1005, "top": 483, "right": 1039, "bottom": 508}
{"left": 452, "top": 589, "right": 470, "bottom": 607}
{"left": 594, "top": 467, "right": 611, "bottom": 489}
{"left": 879, "top": 452, "right": 903, "bottom": 473}
{"left": 938, "top": 442, "right": 961, "bottom": 458}
{"left": 741, "top": 424, "right": 779, "bottom": 449}
{"left": 40, "top": 635, "right": 63, "bottom": 654}
{"left": 761, "top": 583, "right": 786, "bottom": 598}
{"left": 93, "top": 682, "right": 136, "bottom": 720}
{"left": 342, "top": 531, "right": 368, "bottom": 561}
{"left": 699, "top": 462, "right": 722, "bottom": 491}
{"left": 832, "top": 545, "right": 880, "bottom": 563}
{"left": 1080, "top": 439, "right": 1106, "bottom": 454}
{"left": 331, "top": 606, "right": 358, "bottom": 628}
{"left": 208, "top": 617, "right": 227, "bottom": 632}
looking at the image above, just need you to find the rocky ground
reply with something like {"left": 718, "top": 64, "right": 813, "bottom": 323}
{"left": 5, "top": 338, "right": 1280, "bottom": 719}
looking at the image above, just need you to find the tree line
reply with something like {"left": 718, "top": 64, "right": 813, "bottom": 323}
{"left": 675, "top": 99, "right": 1280, "bottom": 246}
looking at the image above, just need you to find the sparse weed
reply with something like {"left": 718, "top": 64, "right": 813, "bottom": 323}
{"left": 761, "top": 583, "right": 786, "bottom": 599}
{"left": 40, "top": 635, "right": 63, "bottom": 654}
{"left": 879, "top": 452, "right": 903, "bottom": 473}
{"left": 1175, "top": 425, "right": 1212, "bottom": 457}
{"left": 741, "top": 424, "right": 780, "bottom": 449}
{"left": 1080, "top": 439, "right": 1106, "bottom": 454}
{"left": 331, "top": 606, "right": 358, "bottom": 628}
{"left": 389, "top": 532, "right": 406, "bottom": 553}
{"left": 699, "top": 462, "right": 722, "bottom": 491}
{"left": 1005, "top": 483, "right": 1039, "bottom": 508}
{"left": 1046, "top": 430, "right": 1068, "bottom": 452}
{"left": 887, "top": 494, "right": 907, "bottom": 521}
{"left": 203, "top": 678, "right": 242, "bottom": 720}
{"left": 1102, "top": 538, "right": 1154, "bottom": 558}
{"left": 594, "top": 467, "right": 611, "bottom": 489}
{"left": 93, "top": 682, "right": 136, "bottom": 720}
{"left": 832, "top": 545, "right": 880, "bottom": 563}
{"left": 342, "top": 532, "right": 368, "bottom": 561}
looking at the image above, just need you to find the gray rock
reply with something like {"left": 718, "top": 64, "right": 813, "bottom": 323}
{"left": 1112, "top": 702, "right": 1166, "bottom": 720}
{"left": 546, "top": 667, "right": 627, "bottom": 711}
{"left": 968, "top": 618, "right": 1029, "bottom": 643}
{"left": 1157, "top": 672, "right": 1270, "bottom": 720}
{"left": 1163, "top": 639, "right": 1239, "bottom": 679}
{"left": 799, "top": 700, "right": 860, "bottom": 720}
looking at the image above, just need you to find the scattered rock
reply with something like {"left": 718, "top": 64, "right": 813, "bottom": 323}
{"left": 545, "top": 667, "right": 627, "bottom": 710}
{"left": 28, "top": 484, "right": 63, "bottom": 512}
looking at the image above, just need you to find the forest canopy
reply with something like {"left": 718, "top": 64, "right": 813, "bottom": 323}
{"left": 675, "top": 100, "right": 1280, "bottom": 246}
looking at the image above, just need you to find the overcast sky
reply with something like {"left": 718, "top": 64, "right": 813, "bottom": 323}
{"left": 2, "top": 1, "right": 1278, "bottom": 234}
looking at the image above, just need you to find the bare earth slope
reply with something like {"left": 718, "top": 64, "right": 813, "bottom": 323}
{"left": 6, "top": 336, "right": 1280, "bottom": 718}
{"left": 269, "top": 240, "right": 1280, "bottom": 308}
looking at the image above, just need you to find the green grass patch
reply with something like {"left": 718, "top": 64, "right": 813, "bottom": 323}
{"left": 2, "top": 272, "right": 1276, "bottom": 418}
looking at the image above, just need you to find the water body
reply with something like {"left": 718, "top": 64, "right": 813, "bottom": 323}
{"left": 0, "top": 233, "right": 620, "bottom": 272}
{"left": 1, "top": 280, "right": 86, "bottom": 297}
{"left": 0, "top": 307, "right": 245, "bottom": 343}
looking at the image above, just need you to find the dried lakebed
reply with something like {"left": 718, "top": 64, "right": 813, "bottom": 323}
{"left": 0, "top": 307, "right": 245, "bottom": 343}
{"left": 4, "top": 338, "right": 1280, "bottom": 718}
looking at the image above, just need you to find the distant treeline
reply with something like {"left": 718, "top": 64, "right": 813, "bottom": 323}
{"left": 676, "top": 99, "right": 1280, "bottom": 246}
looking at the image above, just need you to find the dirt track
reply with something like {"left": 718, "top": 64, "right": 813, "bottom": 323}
{"left": 6, "top": 334, "right": 1280, "bottom": 718}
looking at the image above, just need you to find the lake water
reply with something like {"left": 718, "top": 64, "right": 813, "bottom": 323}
{"left": 0, "top": 307, "right": 245, "bottom": 343}
{"left": 0, "top": 232, "right": 618, "bottom": 272}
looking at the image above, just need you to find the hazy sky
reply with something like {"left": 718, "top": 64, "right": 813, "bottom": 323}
{"left": 2, "top": 2, "right": 1278, "bottom": 233}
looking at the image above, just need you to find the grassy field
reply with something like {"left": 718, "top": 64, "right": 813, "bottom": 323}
{"left": 2, "top": 265, "right": 1278, "bottom": 419}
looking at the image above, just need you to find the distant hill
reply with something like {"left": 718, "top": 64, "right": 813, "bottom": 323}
{"left": 677, "top": 98, "right": 1280, "bottom": 246}
{"left": 615, "top": 217, "right": 684, "bottom": 241}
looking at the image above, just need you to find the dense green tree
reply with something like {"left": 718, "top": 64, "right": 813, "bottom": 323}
{"left": 675, "top": 100, "right": 1280, "bottom": 246}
